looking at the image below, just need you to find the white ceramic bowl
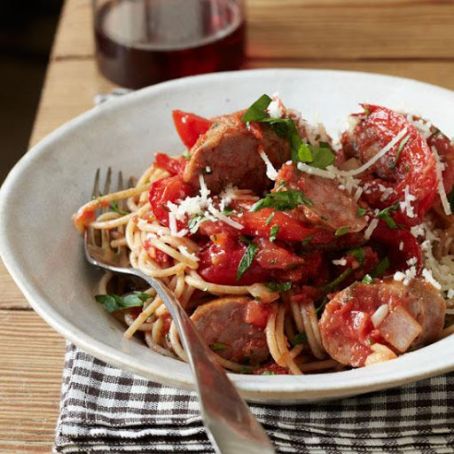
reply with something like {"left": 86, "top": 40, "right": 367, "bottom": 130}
{"left": 1, "top": 69, "right": 453, "bottom": 403}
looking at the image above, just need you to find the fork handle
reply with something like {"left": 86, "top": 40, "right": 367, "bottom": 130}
{"left": 136, "top": 271, "right": 275, "bottom": 454}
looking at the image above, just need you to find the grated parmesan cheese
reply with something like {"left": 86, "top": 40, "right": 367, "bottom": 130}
{"left": 267, "top": 100, "right": 283, "bottom": 119}
{"left": 431, "top": 146, "right": 452, "bottom": 216}
{"left": 393, "top": 266, "right": 417, "bottom": 286}
{"left": 399, "top": 185, "right": 416, "bottom": 219}
{"left": 168, "top": 211, "right": 177, "bottom": 236}
{"left": 296, "top": 162, "right": 336, "bottom": 179}
{"left": 259, "top": 150, "right": 278, "bottom": 181}
{"left": 410, "top": 222, "right": 454, "bottom": 299}
{"left": 410, "top": 223, "right": 425, "bottom": 238}
{"left": 422, "top": 268, "right": 442, "bottom": 290}
{"left": 207, "top": 205, "right": 243, "bottom": 230}
{"left": 178, "top": 246, "right": 199, "bottom": 262}
{"left": 332, "top": 258, "right": 347, "bottom": 266}
{"left": 364, "top": 218, "right": 379, "bottom": 240}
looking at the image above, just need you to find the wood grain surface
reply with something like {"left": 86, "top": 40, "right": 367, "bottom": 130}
{"left": 2, "top": 0, "right": 453, "bottom": 451}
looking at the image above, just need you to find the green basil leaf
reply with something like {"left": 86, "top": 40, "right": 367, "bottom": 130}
{"left": 95, "top": 291, "right": 149, "bottom": 313}
{"left": 310, "top": 142, "right": 335, "bottom": 169}
{"left": 371, "top": 256, "right": 390, "bottom": 278}
{"left": 269, "top": 225, "right": 280, "bottom": 242}
{"left": 297, "top": 143, "right": 313, "bottom": 163}
{"left": 109, "top": 200, "right": 128, "bottom": 215}
{"left": 266, "top": 281, "right": 292, "bottom": 292}
{"left": 252, "top": 190, "right": 313, "bottom": 212}
{"left": 242, "top": 94, "right": 273, "bottom": 122}
{"left": 334, "top": 226, "right": 350, "bottom": 237}
{"left": 210, "top": 342, "right": 227, "bottom": 352}
{"left": 237, "top": 243, "right": 259, "bottom": 280}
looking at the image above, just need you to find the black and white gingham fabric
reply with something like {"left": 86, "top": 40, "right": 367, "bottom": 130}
{"left": 55, "top": 343, "right": 454, "bottom": 453}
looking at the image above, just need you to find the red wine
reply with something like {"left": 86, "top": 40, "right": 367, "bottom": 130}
{"left": 94, "top": 0, "right": 245, "bottom": 89}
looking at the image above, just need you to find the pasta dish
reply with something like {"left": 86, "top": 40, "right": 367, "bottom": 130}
{"left": 73, "top": 95, "right": 454, "bottom": 375}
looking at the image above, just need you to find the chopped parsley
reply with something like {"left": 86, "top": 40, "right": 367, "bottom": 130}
{"left": 221, "top": 207, "right": 233, "bottom": 215}
{"left": 237, "top": 242, "right": 259, "bottom": 280}
{"left": 362, "top": 274, "right": 373, "bottom": 284}
{"left": 349, "top": 247, "right": 365, "bottom": 265}
{"left": 95, "top": 292, "right": 150, "bottom": 313}
{"left": 323, "top": 268, "right": 353, "bottom": 293}
{"left": 357, "top": 207, "right": 367, "bottom": 217}
{"left": 377, "top": 203, "right": 399, "bottom": 229}
{"left": 210, "top": 342, "right": 227, "bottom": 352}
{"left": 252, "top": 190, "right": 313, "bottom": 212}
{"left": 302, "top": 235, "right": 314, "bottom": 246}
{"left": 371, "top": 256, "right": 390, "bottom": 278}
{"left": 188, "top": 214, "right": 204, "bottom": 233}
{"left": 266, "top": 281, "right": 292, "bottom": 292}
{"left": 269, "top": 225, "right": 280, "bottom": 242}
{"left": 265, "top": 212, "right": 275, "bottom": 225}
{"left": 109, "top": 200, "right": 128, "bottom": 215}
{"left": 291, "top": 332, "right": 307, "bottom": 346}
{"left": 390, "top": 134, "right": 411, "bottom": 169}
{"left": 334, "top": 226, "right": 350, "bottom": 237}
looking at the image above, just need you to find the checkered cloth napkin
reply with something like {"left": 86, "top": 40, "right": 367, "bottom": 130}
{"left": 54, "top": 343, "right": 453, "bottom": 453}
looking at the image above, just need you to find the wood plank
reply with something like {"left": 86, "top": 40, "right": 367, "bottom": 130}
{"left": 0, "top": 262, "right": 29, "bottom": 310}
{"left": 247, "top": 0, "right": 454, "bottom": 59}
{"left": 51, "top": 0, "right": 93, "bottom": 60}
{"left": 52, "top": 0, "right": 454, "bottom": 60}
{"left": 0, "top": 310, "right": 65, "bottom": 452}
{"left": 29, "top": 59, "right": 115, "bottom": 146}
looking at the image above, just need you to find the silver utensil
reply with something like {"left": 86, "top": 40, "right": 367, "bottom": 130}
{"left": 84, "top": 168, "right": 275, "bottom": 454}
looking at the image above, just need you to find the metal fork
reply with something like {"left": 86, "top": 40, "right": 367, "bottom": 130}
{"left": 85, "top": 169, "right": 275, "bottom": 454}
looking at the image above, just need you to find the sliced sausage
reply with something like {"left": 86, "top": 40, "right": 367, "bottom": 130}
{"left": 276, "top": 163, "right": 368, "bottom": 233}
{"left": 183, "top": 112, "right": 290, "bottom": 194}
{"left": 190, "top": 297, "right": 271, "bottom": 365}
{"left": 319, "top": 277, "right": 446, "bottom": 367}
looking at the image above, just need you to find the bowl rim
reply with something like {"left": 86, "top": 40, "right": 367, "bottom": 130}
{"left": 1, "top": 68, "right": 453, "bottom": 402}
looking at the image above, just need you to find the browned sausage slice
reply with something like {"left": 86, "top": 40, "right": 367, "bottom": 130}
{"left": 183, "top": 112, "right": 290, "bottom": 193}
{"left": 190, "top": 297, "right": 271, "bottom": 365}
{"left": 319, "top": 277, "right": 446, "bottom": 367}
{"left": 276, "top": 163, "right": 368, "bottom": 233}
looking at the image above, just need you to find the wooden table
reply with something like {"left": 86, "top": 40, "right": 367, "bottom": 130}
{"left": 1, "top": 0, "right": 454, "bottom": 451}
